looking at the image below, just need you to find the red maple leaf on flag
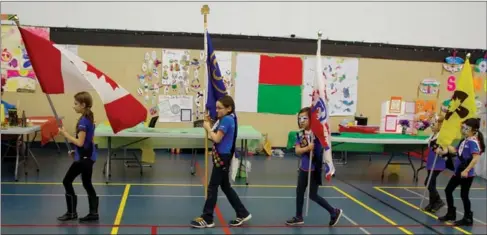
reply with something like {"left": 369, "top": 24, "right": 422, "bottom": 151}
{"left": 83, "top": 62, "right": 119, "bottom": 90}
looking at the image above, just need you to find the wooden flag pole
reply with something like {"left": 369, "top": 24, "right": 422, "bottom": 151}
{"left": 201, "top": 4, "right": 210, "bottom": 199}
{"left": 10, "top": 15, "right": 72, "bottom": 152}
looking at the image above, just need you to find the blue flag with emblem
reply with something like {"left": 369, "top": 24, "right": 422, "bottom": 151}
{"left": 205, "top": 30, "right": 228, "bottom": 120}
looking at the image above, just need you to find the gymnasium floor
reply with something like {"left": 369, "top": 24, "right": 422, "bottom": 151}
{"left": 1, "top": 148, "right": 486, "bottom": 234}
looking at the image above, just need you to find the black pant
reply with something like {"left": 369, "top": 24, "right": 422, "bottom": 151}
{"left": 63, "top": 158, "right": 97, "bottom": 197}
{"left": 424, "top": 170, "right": 442, "bottom": 197}
{"left": 202, "top": 154, "right": 249, "bottom": 222}
{"left": 444, "top": 175, "right": 474, "bottom": 213}
{"left": 296, "top": 169, "right": 334, "bottom": 218}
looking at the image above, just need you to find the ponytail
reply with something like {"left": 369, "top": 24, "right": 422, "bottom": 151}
{"left": 84, "top": 107, "right": 94, "bottom": 125}
{"left": 477, "top": 131, "right": 485, "bottom": 154}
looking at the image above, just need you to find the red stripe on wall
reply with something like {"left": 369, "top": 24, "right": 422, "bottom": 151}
{"left": 258, "top": 55, "right": 302, "bottom": 86}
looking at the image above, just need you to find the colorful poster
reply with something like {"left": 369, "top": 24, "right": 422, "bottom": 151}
{"left": 161, "top": 49, "right": 190, "bottom": 86}
{"left": 415, "top": 99, "right": 437, "bottom": 120}
{"left": 302, "top": 56, "right": 359, "bottom": 116}
{"left": 214, "top": 51, "right": 233, "bottom": 95}
{"left": 1, "top": 25, "right": 49, "bottom": 93}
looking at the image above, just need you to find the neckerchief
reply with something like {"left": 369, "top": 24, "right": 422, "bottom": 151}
{"left": 211, "top": 113, "right": 237, "bottom": 168}
{"left": 459, "top": 136, "right": 480, "bottom": 156}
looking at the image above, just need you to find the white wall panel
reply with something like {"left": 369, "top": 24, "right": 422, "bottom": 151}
{"left": 2, "top": 1, "right": 486, "bottom": 49}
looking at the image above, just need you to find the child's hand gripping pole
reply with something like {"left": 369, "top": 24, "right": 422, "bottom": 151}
{"left": 305, "top": 132, "right": 315, "bottom": 217}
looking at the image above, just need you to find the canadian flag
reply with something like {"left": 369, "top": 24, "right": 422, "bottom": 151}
{"left": 19, "top": 27, "right": 147, "bottom": 133}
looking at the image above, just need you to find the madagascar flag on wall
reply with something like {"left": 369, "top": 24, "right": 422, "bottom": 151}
{"left": 235, "top": 54, "right": 302, "bottom": 115}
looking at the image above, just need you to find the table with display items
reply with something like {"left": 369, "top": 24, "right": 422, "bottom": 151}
{"left": 95, "top": 123, "right": 262, "bottom": 183}
{"left": 287, "top": 131, "right": 430, "bottom": 180}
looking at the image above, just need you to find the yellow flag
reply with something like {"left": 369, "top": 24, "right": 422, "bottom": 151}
{"left": 437, "top": 55, "right": 477, "bottom": 148}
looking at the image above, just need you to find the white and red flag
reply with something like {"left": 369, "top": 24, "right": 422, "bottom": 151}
{"left": 309, "top": 34, "right": 335, "bottom": 181}
{"left": 19, "top": 27, "right": 147, "bottom": 133}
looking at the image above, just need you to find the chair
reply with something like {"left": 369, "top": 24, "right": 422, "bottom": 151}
{"left": 120, "top": 116, "right": 159, "bottom": 174}
{"left": 148, "top": 116, "right": 159, "bottom": 128}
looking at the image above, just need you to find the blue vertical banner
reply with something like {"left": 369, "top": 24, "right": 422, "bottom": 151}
{"left": 205, "top": 30, "right": 228, "bottom": 120}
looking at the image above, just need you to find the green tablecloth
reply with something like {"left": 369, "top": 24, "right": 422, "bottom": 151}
{"left": 95, "top": 124, "right": 263, "bottom": 151}
{"left": 287, "top": 131, "right": 430, "bottom": 152}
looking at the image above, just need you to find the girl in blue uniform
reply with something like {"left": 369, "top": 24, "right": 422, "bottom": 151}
{"left": 423, "top": 115, "right": 446, "bottom": 213}
{"left": 190, "top": 95, "right": 251, "bottom": 228}
{"left": 57, "top": 91, "right": 99, "bottom": 222}
{"left": 436, "top": 118, "right": 485, "bottom": 226}
{"left": 285, "top": 107, "right": 342, "bottom": 227}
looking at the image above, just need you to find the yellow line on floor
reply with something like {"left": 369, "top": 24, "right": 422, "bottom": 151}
{"left": 333, "top": 186, "right": 413, "bottom": 235}
{"left": 374, "top": 187, "right": 471, "bottom": 235}
{"left": 1, "top": 182, "right": 333, "bottom": 188}
{"left": 376, "top": 186, "right": 485, "bottom": 190}
{"left": 111, "top": 184, "right": 131, "bottom": 235}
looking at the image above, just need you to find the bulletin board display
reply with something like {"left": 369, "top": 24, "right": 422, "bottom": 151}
{"left": 9, "top": 43, "right": 485, "bottom": 147}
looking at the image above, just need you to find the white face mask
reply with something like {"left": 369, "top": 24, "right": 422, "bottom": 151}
{"left": 461, "top": 124, "right": 472, "bottom": 137}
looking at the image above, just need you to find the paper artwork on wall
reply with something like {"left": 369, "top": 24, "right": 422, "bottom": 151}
{"left": 0, "top": 25, "right": 49, "bottom": 93}
{"left": 213, "top": 51, "right": 233, "bottom": 95}
{"left": 158, "top": 95, "right": 193, "bottom": 123}
{"left": 138, "top": 50, "right": 162, "bottom": 111}
{"left": 149, "top": 106, "right": 159, "bottom": 116}
{"left": 384, "top": 115, "right": 398, "bottom": 132}
{"left": 380, "top": 100, "right": 412, "bottom": 133}
{"left": 302, "top": 56, "right": 359, "bottom": 116}
{"left": 162, "top": 49, "right": 190, "bottom": 85}
{"left": 388, "top": 96, "right": 402, "bottom": 113}
{"left": 415, "top": 99, "right": 437, "bottom": 120}
{"left": 419, "top": 79, "right": 440, "bottom": 96}
{"left": 440, "top": 99, "right": 450, "bottom": 114}
{"left": 475, "top": 55, "right": 487, "bottom": 73}
{"left": 442, "top": 51, "right": 464, "bottom": 73}
{"left": 234, "top": 53, "right": 303, "bottom": 115}
{"left": 404, "top": 101, "right": 416, "bottom": 114}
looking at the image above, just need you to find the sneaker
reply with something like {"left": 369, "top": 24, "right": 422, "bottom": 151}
{"left": 57, "top": 212, "right": 78, "bottom": 221}
{"left": 329, "top": 209, "right": 343, "bottom": 227}
{"left": 423, "top": 203, "right": 433, "bottom": 212}
{"left": 229, "top": 214, "right": 252, "bottom": 227}
{"left": 285, "top": 216, "right": 304, "bottom": 226}
{"left": 430, "top": 200, "right": 445, "bottom": 213}
{"left": 190, "top": 217, "right": 215, "bottom": 228}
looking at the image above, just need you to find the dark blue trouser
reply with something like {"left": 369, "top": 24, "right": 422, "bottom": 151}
{"left": 202, "top": 154, "right": 249, "bottom": 222}
{"left": 296, "top": 169, "right": 334, "bottom": 218}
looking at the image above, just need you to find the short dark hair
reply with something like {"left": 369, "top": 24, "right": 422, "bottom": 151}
{"left": 298, "top": 107, "right": 311, "bottom": 116}
{"left": 217, "top": 95, "right": 235, "bottom": 115}
{"left": 463, "top": 118, "right": 485, "bottom": 153}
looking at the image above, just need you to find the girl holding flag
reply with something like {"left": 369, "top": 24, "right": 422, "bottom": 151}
{"left": 190, "top": 95, "right": 251, "bottom": 228}
{"left": 422, "top": 114, "right": 446, "bottom": 213}
{"left": 57, "top": 92, "right": 99, "bottom": 222}
{"left": 436, "top": 118, "right": 485, "bottom": 226}
{"left": 285, "top": 107, "right": 342, "bottom": 227}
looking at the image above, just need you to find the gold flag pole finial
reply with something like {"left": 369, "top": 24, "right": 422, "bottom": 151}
{"left": 12, "top": 15, "right": 20, "bottom": 26}
{"left": 466, "top": 53, "right": 471, "bottom": 59}
{"left": 201, "top": 5, "right": 210, "bottom": 28}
